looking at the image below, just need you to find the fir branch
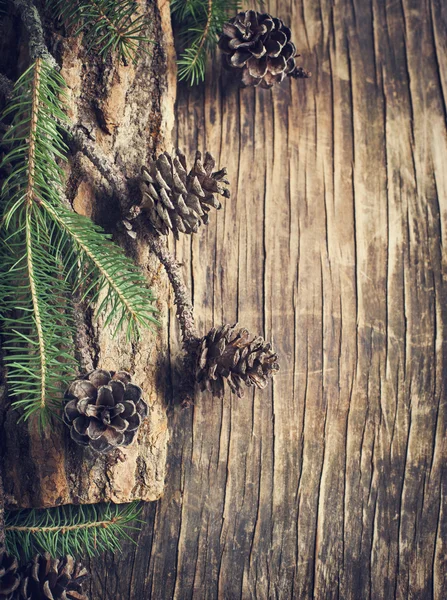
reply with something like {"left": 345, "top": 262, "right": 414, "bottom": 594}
{"left": 46, "top": 0, "right": 150, "bottom": 63}
{"left": 5, "top": 502, "right": 142, "bottom": 561}
{"left": 12, "top": 0, "right": 59, "bottom": 69}
{"left": 172, "top": 0, "right": 245, "bottom": 85}
{"left": 43, "top": 202, "right": 159, "bottom": 338}
{"left": 177, "top": 0, "right": 213, "bottom": 85}
{"left": 0, "top": 59, "right": 77, "bottom": 424}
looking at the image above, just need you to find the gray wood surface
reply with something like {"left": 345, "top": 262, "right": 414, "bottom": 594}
{"left": 88, "top": 0, "right": 447, "bottom": 598}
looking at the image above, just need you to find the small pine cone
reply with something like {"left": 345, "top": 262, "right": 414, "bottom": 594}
{"left": 138, "top": 149, "right": 230, "bottom": 238}
{"left": 20, "top": 554, "right": 89, "bottom": 600}
{"left": 63, "top": 369, "right": 148, "bottom": 454}
{"left": 0, "top": 551, "right": 20, "bottom": 600}
{"left": 218, "top": 10, "right": 310, "bottom": 88}
{"left": 196, "top": 324, "right": 280, "bottom": 397}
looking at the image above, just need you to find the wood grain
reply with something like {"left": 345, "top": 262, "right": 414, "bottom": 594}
{"left": 90, "top": 0, "right": 446, "bottom": 597}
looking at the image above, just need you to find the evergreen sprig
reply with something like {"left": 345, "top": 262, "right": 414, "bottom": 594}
{"left": 0, "top": 58, "right": 158, "bottom": 424}
{"left": 0, "top": 59, "right": 78, "bottom": 424}
{"left": 171, "top": 0, "right": 265, "bottom": 85}
{"left": 46, "top": 0, "right": 150, "bottom": 63}
{"left": 5, "top": 502, "right": 142, "bottom": 562}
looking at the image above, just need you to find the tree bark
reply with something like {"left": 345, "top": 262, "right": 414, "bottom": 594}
{"left": 0, "top": 0, "right": 176, "bottom": 508}
{"left": 85, "top": 0, "right": 446, "bottom": 598}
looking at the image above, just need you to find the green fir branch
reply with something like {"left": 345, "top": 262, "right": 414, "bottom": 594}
{"left": 44, "top": 202, "right": 159, "bottom": 338}
{"left": 172, "top": 0, "right": 245, "bottom": 85}
{"left": 46, "top": 0, "right": 150, "bottom": 63}
{"left": 0, "top": 58, "right": 77, "bottom": 425}
{"left": 0, "top": 211, "right": 77, "bottom": 423}
{"left": 0, "top": 58, "right": 158, "bottom": 423}
{"left": 5, "top": 502, "right": 142, "bottom": 562}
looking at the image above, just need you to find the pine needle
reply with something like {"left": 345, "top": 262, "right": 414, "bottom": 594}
{"left": 5, "top": 502, "right": 142, "bottom": 562}
{"left": 46, "top": 0, "right": 151, "bottom": 63}
{"left": 0, "top": 59, "right": 77, "bottom": 425}
{"left": 44, "top": 202, "right": 159, "bottom": 338}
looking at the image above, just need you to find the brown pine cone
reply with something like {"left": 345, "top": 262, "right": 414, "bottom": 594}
{"left": 196, "top": 324, "right": 280, "bottom": 397}
{"left": 20, "top": 554, "right": 89, "bottom": 600}
{"left": 218, "top": 10, "right": 310, "bottom": 88}
{"left": 63, "top": 369, "right": 148, "bottom": 454}
{"left": 136, "top": 149, "right": 230, "bottom": 238}
{"left": 0, "top": 550, "right": 20, "bottom": 600}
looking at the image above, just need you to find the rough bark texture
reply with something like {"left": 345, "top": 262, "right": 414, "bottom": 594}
{"left": 85, "top": 0, "right": 446, "bottom": 598}
{"left": 1, "top": 0, "right": 176, "bottom": 508}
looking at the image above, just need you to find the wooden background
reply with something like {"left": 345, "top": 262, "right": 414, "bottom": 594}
{"left": 89, "top": 0, "right": 447, "bottom": 598}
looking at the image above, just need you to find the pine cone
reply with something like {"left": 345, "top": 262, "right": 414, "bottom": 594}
{"left": 137, "top": 149, "right": 230, "bottom": 238}
{"left": 20, "top": 554, "right": 89, "bottom": 600}
{"left": 0, "top": 551, "right": 20, "bottom": 600}
{"left": 218, "top": 10, "right": 310, "bottom": 88}
{"left": 196, "top": 324, "right": 279, "bottom": 397}
{"left": 63, "top": 369, "right": 148, "bottom": 454}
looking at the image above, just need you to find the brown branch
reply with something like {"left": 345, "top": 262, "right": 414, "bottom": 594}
{"left": 12, "top": 0, "right": 59, "bottom": 69}
{"left": 146, "top": 233, "right": 199, "bottom": 350}
{"left": 62, "top": 123, "right": 199, "bottom": 349}
{"left": 64, "top": 123, "right": 129, "bottom": 204}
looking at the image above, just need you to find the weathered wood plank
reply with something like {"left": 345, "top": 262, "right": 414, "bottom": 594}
{"left": 87, "top": 0, "right": 446, "bottom": 597}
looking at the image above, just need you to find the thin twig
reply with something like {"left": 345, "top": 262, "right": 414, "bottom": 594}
{"left": 146, "top": 233, "right": 198, "bottom": 350}
{"left": 64, "top": 123, "right": 128, "bottom": 204}
{"left": 12, "top": 0, "right": 59, "bottom": 69}
{"left": 64, "top": 131, "right": 201, "bottom": 404}
{"left": 187, "top": 0, "right": 213, "bottom": 74}
{"left": 6, "top": 517, "right": 119, "bottom": 534}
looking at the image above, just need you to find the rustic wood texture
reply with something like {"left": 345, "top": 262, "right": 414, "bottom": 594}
{"left": 86, "top": 0, "right": 447, "bottom": 598}
{"left": 1, "top": 0, "right": 176, "bottom": 509}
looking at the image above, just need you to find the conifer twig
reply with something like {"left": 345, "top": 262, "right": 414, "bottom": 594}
{"left": 146, "top": 233, "right": 198, "bottom": 349}
{"left": 145, "top": 233, "right": 199, "bottom": 407}
{"left": 12, "top": 0, "right": 59, "bottom": 69}
{"left": 64, "top": 123, "right": 128, "bottom": 203}
{"left": 5, "top": 502, "right": 142, "bottom": 561}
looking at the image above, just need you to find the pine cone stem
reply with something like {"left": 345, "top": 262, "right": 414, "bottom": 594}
{"left": 146, "top": 232, "right": 199, "bottom": 349}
